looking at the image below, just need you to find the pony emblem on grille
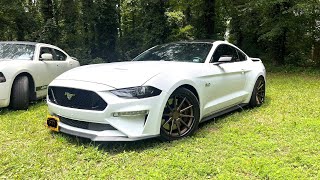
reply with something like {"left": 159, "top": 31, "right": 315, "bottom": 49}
{"left": 64, "top": 92, "right": 76, "bottom": 100}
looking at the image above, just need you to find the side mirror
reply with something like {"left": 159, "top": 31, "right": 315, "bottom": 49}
{"left": 218, "top": 56, "right": 233, "bottom": 62}
{"left": 41, "top": 53, "right": 53, "bottom": 60}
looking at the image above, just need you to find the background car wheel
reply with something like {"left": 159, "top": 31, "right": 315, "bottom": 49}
{"left": 249, "top": 76, "right": 265, "bottom": 107}
{"left": 160, "top": 88, "right": 200, "bottom": 141}
{"left": 10, "top": 76, "right": 30, "bottom": 110}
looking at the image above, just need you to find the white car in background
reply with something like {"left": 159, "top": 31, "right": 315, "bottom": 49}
{"left": 0, "top": 41, "right": 79, "bottom": 110}
{"left": 46, "top": 40, "right": 266, "bottom": 141}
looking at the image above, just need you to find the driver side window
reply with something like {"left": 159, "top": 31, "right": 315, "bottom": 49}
{"left": 40, "top": 47, "right": 67, "bottom": 61}
{"left": 211, "top": 44, "right": 239, "bottom": 63}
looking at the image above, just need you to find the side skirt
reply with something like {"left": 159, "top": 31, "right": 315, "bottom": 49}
{"left": 200, "top": 103, "right": 247, "bottom": 123}
{"left": 36, "top": 85, "right": 48, "bottom": 91}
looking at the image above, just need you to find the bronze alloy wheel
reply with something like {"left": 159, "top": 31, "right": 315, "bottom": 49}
{"left": 249, "top": 77, "right": 266, "bottom": 107}
{"left": 256, "top": 78, "right": 265, "bottom": 105}
{"left": 160, "top": 88, "right": 199, "bottom": 141}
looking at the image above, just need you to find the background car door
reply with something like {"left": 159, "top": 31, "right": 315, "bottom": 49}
{"left": 40, "top": 47, "right": 66, "bottom": 81}
{"left": 52, "top": 48, "right": 70, "bottom": 72}
{"left": 33, "top": 47, "right": 69, "bottom": 97}
{"left": 202, "top": 44, "right": 247, "bottom": 116}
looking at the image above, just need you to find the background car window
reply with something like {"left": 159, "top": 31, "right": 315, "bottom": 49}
{"left": 211, "top": 45, "right": 239, "bottom": 62}
{"left": 53, "top": 49, "right": 67, "bottom": 61}
{"left": 0, "top": 43, "right": 35, "bottom": 60}
{"left": 40, "top": 47, "right": 54, "bottom": 59}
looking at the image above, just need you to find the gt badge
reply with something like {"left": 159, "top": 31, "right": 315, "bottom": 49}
{"left": 65, "top": 92, "right": 76, "bottom": 100}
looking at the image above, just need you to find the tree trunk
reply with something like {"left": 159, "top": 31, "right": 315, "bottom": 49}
{"left": 274, "top": 28, "right": 287, "bottom": 65}
{"left": 231, "top": 17, "right": 243, "bottom": 47}
{"left": 82, "top": 0, "right": 94, "bottom": 47}
{"left": 118, "top": 0, "right": 122, "bottom": 38}
{"left": 203, "top": 0, "right": 215, "bottom": 39}
{"left": 41, "top": 0, "right": 54, "bottom": 21}
{"left": 313, "top": 42, "right": 320, "bottom": 67}
{"left": 311, "top": 1, "right": 320, "bottom": 66}
{"left": 184, "top": 4, "right": 191, "bottom": 26}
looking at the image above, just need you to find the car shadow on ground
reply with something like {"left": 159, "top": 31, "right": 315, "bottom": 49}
{"left": 57, "top": 96, "right": 272, "bottom": 154}
{"left": 0, "top": 107, "right": 10, "bottom": 115}
{"left": 0, "top": 99, "right": 46, "bottom": 115}
{"left": 51, "top": 131, "right": 165, "bottom": 154}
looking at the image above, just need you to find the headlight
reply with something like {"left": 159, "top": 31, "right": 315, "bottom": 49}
{"left": 110, "top": 86, "right": 162, "bottom": 98}
{"left": 0, "top": 72, "right": 6, "bottom": 83}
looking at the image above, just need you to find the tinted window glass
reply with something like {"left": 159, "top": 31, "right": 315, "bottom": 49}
{"left": 0, "top": 43, "right": 35, "bottom": 60}
{"left": 53, "top": 49, "right": 67, "bottom": 61}
{"left": 236, "top": 49, "right": 247, "bottom": 61}
{"left": 230, "top": 47, "right": 239, "bottom": 61}
{"left": 211, "top": 45, "right": 238, "bottom": 62}
{"left": 133, "top": 43, "right": 213, "bottom": 63}
{"left": 39, "top": 47, "right": 54, "bottom": 60}
{"left": 40, "top": 47, "right": 53, "bottom": 57}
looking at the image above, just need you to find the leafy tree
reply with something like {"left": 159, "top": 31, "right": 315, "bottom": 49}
{"left": 0, "top": 0, "right": 40, "bottom": 41}
{"left": 140, "top": 0, "right": 169, "bottom": 49}
{"left": 60, "top": 0, "right": 81, "bottom": 50}
{"left": 226, "top": 0, "right": 319, "bottom": 66}
{"left": 38, "top": 0, "right": 59, "bottom": 44}
{"left": 93, "top": 0, "right": 119, "bottom": 61}
{"left": 119, "top": 0, "right": 143, "bottom": 59}
{"left": 0, "top": 0, "right": 318, "bottom": 67}
{"left": 120, "top": 0, "right": 169, "bottom": 58}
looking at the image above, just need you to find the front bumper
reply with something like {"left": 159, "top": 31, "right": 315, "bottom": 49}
{"left": 59, "top": 123, "right": 158, "bottom": 141}
{"left": 0, "top": 80, "right": 12, "bottom": 108}
{"left": 47, "top": 80, "right": 169, "bottom": 141}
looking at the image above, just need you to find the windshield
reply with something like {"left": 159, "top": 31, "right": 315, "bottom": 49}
{"left": 0, "top": 43, "right": 35, "bottom": 60}
{"left": 133, "top": 43, "right": 213, "bottom": 63}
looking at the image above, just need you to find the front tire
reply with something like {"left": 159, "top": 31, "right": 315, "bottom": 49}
{"left": 249, "top": 76, "right": 265, "bottom": 107}
{"left": 160, "top": 88, "right": 200, "bottom": 141}
{"left": 10, "top": 76, "right": 30, "bottom": 110}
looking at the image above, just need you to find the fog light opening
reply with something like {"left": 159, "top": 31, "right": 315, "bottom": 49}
{"left": 144, "top": 114, "right": 148, "bottom": 125}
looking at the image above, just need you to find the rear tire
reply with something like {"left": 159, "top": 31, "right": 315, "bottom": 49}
{"left": 10, "top": 76, "right": 30, "bottom": 110}
{"left": 249, "top": 76, "right": 265, "bottom": 107}
{"left": 160, "top": 88, "right": 200, "bottom": 141}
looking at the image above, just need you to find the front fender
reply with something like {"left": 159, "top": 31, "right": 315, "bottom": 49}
{"left": 143, "top": 72, "right": 204, "bottom": 119}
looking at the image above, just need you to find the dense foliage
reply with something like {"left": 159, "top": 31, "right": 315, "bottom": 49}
{"left": 0, "top": 0, "right": 319, "bottom": 66}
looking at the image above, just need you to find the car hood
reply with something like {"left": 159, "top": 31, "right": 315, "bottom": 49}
{"left": 55, "top": 61, "right": 197, "bottom": 89}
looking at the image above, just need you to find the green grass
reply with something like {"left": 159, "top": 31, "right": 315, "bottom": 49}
{"left": 1, "top": 71, "right": 320, "bottom": 179}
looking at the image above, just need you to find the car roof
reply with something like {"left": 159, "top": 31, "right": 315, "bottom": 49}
{"left": 0, "top": 41, "right": 54, "bottom": 46}
{"left": 0, "top": 41, "right": 38, "bottom": 45}
{"left": 174, "top": 40, "right": 218, "bottom": 44}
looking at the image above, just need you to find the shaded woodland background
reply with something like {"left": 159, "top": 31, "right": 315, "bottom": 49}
{"left": 0, "top": 0, "right": 319, "bottom": 66}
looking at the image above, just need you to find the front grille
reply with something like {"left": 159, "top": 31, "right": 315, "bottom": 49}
{"left": 60, "top": 116, "right": 116, "bottom": 131}
{"left": 48, "top": 86, "right": 107, "bottom": 111}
